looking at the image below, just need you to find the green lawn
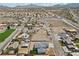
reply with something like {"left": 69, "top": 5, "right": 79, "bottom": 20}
{"left": 76, "top": 44, "right": 79, "bottom": 48}
{"left": 0, "top": 29, "right": 15, "bottom": 42}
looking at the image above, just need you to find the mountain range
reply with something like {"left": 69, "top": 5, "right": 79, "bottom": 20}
{"left": 0, "top": 3, "right": 79, "bottom": 8}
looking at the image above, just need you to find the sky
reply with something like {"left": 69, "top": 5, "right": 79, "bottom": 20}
{"left": 0, "top": 0, "right": 78, "bottom": 7}
{"left": 0, "top": 0, "right": 78, "bottom": 3}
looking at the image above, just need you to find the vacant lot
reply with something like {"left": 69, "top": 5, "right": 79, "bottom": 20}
{"left": 48, "top": 20, "right": 70, "bottom": 27}
{"left": 48, "top": 20, "right": 74, "bottom": 34}
{"left": 0, "top": 29, "right": 15, "bottom": 42}
{"left": 31, "top": 28, "right": 49, "bottom": 41}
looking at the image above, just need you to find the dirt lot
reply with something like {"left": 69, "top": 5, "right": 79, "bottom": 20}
{"left": 48, "top": 20, "right": 70, "bottom": 27}
{"left": 48, "top": 20, "right": 75, "bottom": 34}
{"left": 31, "top": 27, "right": 50, "bottom": 41}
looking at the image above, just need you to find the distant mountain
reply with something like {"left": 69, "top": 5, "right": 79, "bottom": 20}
{"left": 15, "top": 4, "right": 48, "bottom": 8}
{"left": 0, "top": 5, "right": 9, "bottom": 8}
{"left": 0, "top": 3, "right": 79, "bottom": 8}
{"left": 53, "top": 3, "right": 79, "bottom": 8}
{"left": 14, "top": 3, "right": 79, "bottom": 8}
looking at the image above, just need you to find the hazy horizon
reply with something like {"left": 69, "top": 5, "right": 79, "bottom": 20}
{"left": 0, "top": 3, "right": 67, "bottom": 7}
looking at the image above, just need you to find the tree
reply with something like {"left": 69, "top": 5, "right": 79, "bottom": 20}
{"left": 7, "top": 25, "right": 10, "bottom": 30}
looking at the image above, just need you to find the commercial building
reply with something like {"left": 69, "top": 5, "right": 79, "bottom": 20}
{"left": 34, "top": 42, "right": 48, "bottom": 54}
{"left": 34, "top": 42, "right": 48, "bottom": 49}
